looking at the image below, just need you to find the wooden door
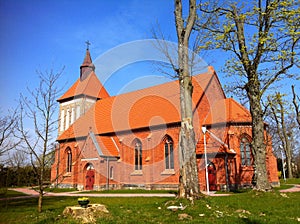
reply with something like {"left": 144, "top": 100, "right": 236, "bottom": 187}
{"left": 207, "top": 164, "right": 217, "bottom": 191}
{"left": 85, "top": 170, "right": 95, "bottom": 190}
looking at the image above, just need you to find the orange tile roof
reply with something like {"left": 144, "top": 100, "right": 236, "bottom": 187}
{"left": 203, "top": 98, "right": 252, "bottom": 125}
{"left": 57, "top": 71, "right": 109, "bottom": 102}
{"left": 80, "top": 132, "right": 120, "bottom": 158}
{"left": 96, "top": 136, "right": 120, "bottom": 157}
{"left": 58, "top": 67, "right": 253, "bottom": 158}
{"left": 57, "top": 69, "right": 219, "bottom": 141}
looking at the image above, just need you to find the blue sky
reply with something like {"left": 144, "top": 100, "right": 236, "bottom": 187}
{"left": 1, "top": 0, "right": 191, "bottom": 114}
{"left": 2, "top": 0, "right": 297, "bottom": 118}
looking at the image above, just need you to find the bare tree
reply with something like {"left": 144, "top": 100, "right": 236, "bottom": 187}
{"left": 292, "top": 85, "right": 300, "bottom": 128}
{"left": 174, "top": 0, "right": 200, "bottom": 199}
{"left": 0, "top": 109, "right": 19, "bottom": 158}
{"left": 7, "top": 150, "right": 28, "bottom": 186}
{"left": 268, "top": 93, "right": 294, "bottom": 178}
{"left": 197, "top": 0, "right": 299, "bottom": 191}
{"left": 7, "top": 150, "right": 27, "bottom": 168}
{"left": 16, "top": 67, "right": 63, "bottom": 212}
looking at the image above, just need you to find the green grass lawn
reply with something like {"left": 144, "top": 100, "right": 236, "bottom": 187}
{"left": 280, "top": 178, "right": 300, "bottom": 185}
{"left": 0, "top": 191, "right": 299, "bottom": 223}
{"left": 44, "top": 187, "right": 78, "bottom": 193}
{"left": 0, "top": 189, "right": 27, "bottom": 199}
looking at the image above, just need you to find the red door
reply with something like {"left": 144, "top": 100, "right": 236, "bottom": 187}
{"left": 85, "top": 170, "right": 95, "bottom": 190}
{"left": 207, "top": 164, "right": 217, "bottom": 191}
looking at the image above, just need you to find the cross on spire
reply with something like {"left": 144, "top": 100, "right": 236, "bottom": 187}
{"left": 85, "top": 40, "right": 91, "bottom": 50}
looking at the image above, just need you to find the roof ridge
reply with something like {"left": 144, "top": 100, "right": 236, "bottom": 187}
{"left": 227, "top": 98, "right": 250, "bottom": 116}
{"left": 58, "top": 69, "right": 220, "bottom": 140}
{"left": 107, "top": 71, "right": 214, "bottom": 98}
{"left": 89, "top": 130, "right": 103, "bottom": 156}
{"left": 57, "top": 78, "right": 80, "bottom": 102}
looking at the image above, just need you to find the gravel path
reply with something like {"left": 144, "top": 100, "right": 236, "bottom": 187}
{"left": 279, "top": 184, "right": 300, "bottom": 193}
{"left": 2, "top": 184, "right": 298, "bottom": 201}
{"left": 4, "top": 187, "right": 175, "bottom": 199}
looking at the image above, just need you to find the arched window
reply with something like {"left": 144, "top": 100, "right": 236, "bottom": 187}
{"left": 66, "top": 148, "right": 72, "bottom": 172}
{"left": 110, "top": 166, "right": 114, "bottom": 180}
{"left": 164, "top": 136, "right": 174, "bottom": 170}
{"left": 86, "top": 163, "right": 94, "bottom": 170}
{"left": 240, "top": 136, "right": 252, "bottom": 166}
{"left": 134, "top": 139, "right": 142, "bottom": 170}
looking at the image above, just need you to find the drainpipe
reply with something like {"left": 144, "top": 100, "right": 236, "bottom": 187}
{"left": 56, "top": 143, "right": 60, "bottom": 187}
{"left": 202, "top": 126, "right": 210, "bottom": 195}
{"left": 106, "top": 157, "right": 110, "bottom": 190}
{"left": 225, "top": 152, "right": 229, "bottom": 191}
{"left": 224, "top": 133, "right": 230, "bottom": 191}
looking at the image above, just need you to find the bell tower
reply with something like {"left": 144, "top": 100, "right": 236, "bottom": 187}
{"left": 57, "top": 43, "right": 109, "bottom": 136}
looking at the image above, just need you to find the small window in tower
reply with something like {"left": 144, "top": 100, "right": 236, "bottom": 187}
{"left": 60, "top": 109, "right": 65, "bottom": 132}
{"left": 76, "top": 105, "right": 80, "bottom": 119}
{"left": 66, "top": 108, "right": 70, "bottom": 129}
{"left": 71, "top": 107, "right": 75, "bottom": 124}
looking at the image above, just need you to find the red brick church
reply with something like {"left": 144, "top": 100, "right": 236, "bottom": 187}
{"left": 51, "top": 48, "right": 279, "bottom": 191}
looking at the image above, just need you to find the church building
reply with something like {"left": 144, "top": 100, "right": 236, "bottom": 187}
{"left": 51, "top": 48, "right": 279, "bottom": 191}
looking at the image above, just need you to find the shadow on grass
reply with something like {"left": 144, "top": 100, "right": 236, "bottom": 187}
{"left": 1, "top": 197, "right": 37, "bottom": 208}
{"left": 239, "top": 218, "right": 261, "bottom": 224}
{"left": 230, "top": 188, "right": 252, "bottom": 194}
{"left": 0, "top": 189, "right": 28, "bottom": 199}
{"left": 215, "top": 188, "right": 252, "bottom": 194}
{"left": 44, "top": 188, "right": 77, "bottom": 193}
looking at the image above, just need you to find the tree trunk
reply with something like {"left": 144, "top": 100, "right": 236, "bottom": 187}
{"left": 175, "top": 0, "right": 200, "bottom": 198}
{"left": 38, "top": 192, "right": 43, "bottom": 213}
{"left": 269, "top": 93, "right": 294, "bottom": 178}
{"left": 38, "top": 172, "right": 44, "bottom": 213}
{"left": 247, "top": 85, "right": 271, "bottom": 191}
{"left": 280, "top": 107, "right": 293, "bottom": 178}
{"left": 284, "top": 145, "right": 293, "bottom": 178}
{"left": 178, "top": 76, "right": 199, "bottom": 198}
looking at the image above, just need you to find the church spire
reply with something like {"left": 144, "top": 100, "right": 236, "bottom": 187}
{"left": 80, "top": 41, "right": 95, "bottom": 81}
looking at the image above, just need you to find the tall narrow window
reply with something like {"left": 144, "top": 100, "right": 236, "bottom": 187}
{"left": 240, "top": 136, "right": 252, "bottom": 166}
{"left": 66, "top": 148, "right": 72, "bottom": 172}
{"left": 134, "top": 140, "right": 142, "bottom": 170}
{"left": 164, "top": 136, "right": 174, "bottom": 169}
{"left": 60, "top": 109, "right": 65, "bottom": 132}
{"left": 110, "top": 166, "right": 113, "bottom": 180}
{"left": 71, "top": 107, "right": 75, "bottom": 124}
{"left": 66, "top": 108, "right": 70, "bottom": 129}
{"left": 76, "top": 105, "right": 80, "bottom": 119}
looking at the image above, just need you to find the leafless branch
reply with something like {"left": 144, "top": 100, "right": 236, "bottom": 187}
{"left": 292, "top": 85, "right": 300, "bottom": 128}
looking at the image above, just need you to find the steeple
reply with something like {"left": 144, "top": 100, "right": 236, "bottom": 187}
{"left": 80, "top": 41, "right": 95, "bottom": 81}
